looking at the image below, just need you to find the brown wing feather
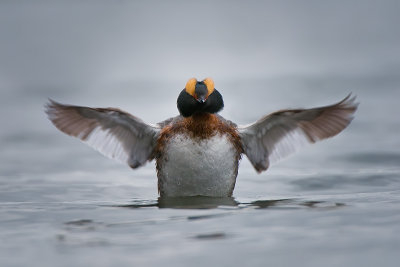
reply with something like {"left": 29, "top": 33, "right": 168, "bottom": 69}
{"left": 239, "top": 94, "right": 358, "bottom": 172}
{"left": 45, "top": 99, "right": 160, "bottom": 168}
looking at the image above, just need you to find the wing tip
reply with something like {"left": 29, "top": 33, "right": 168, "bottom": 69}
{"left": 340, "top": 93, "right": 359, "bottom": 110}
{"left": 340, "top": 93, "right": 359, "bottom": 123}
{"left": 44, "top": 99, "right": 57, "bottom": 121}
{"left": 44, "top": 98, "right": 65, "bottom": 120}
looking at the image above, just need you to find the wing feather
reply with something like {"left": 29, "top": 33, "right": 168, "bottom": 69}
{"left": 45, "top": 99, "right": 160, "bottom": 168}
{"left": 239, "top": 94, "right": 358, "bottom": 172}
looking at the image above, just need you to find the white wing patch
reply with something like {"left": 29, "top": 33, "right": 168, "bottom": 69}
{"left": 266, "top": 127, "right": 310, "bottom": 164}
{"left": 84, "top": 126, "right": 130, "bottom": 163}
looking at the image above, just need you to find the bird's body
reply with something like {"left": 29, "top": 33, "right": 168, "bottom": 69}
{"left": 46, "top": 78, "right": 358, "bottom": 197}
{"left": 156, "top": 129, "right": 238, "bottom": 197}
{"left": 155, "top": 113, "right": 242, "bottom": 196}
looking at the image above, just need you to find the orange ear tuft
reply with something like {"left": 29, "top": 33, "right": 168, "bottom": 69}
{"left": 185, "top": 78, "right": 197, "bottom": 96}
{"left": 203, "top": 78, "right": 215, "bottom": 95}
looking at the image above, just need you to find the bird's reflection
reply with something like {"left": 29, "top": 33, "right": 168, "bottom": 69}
{"left": 115, "top": 196, "right": 345, "bottom": 210}
{"left": 117, "top": 196, "right": 238, "bottom": 209}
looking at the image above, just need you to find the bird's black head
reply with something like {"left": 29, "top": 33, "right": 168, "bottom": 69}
{"left": 177, "top": 78, "right": 224, "bottom": 117}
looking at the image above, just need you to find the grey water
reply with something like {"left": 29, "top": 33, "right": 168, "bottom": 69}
{"left": 1, "top": 1, "right": 400, "bottom": 267}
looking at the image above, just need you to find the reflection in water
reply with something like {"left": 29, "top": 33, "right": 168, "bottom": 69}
{"left": 247, "top": 199, "right": 292, "bottom": 209}
{"left": 60, "top": 197, "right": 347, "bottom": 247}
{"left": 115, "top": 196, "right": 238, "bottom": 209}
{"left": 114, "top": 197, "right": 346, "bottom": 210}
{"left": 246, "top": 199, "right": 346, "bottom": 210}
{"left": 158, "top": 196, "right": 239, "bottom": 209}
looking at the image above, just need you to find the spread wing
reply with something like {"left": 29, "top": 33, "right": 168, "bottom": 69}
{"left": 45, "top": 99, "right": 161, "bottom": 168}
{"left": 238, "top": 94, "right": 358, "bottom": 172}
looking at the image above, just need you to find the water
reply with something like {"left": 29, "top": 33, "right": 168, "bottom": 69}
{"left": 1, "top": 1, "right": 400, "bottom": 266}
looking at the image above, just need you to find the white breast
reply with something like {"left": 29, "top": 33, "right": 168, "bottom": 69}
{"left": 157, "top": 133, "right": 239, "bottom": 197}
